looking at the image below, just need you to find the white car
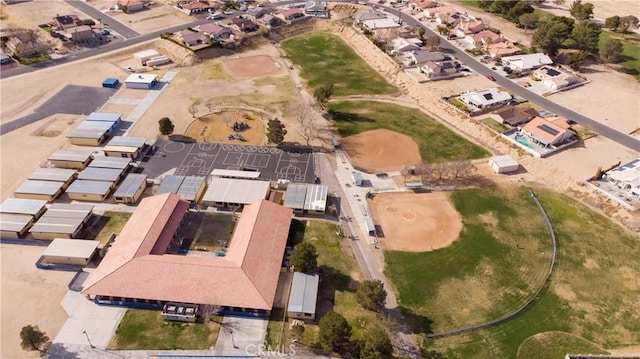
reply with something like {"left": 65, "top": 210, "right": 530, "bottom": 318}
{"left": 207, "top": 13, "right": 225, "bottom": 20}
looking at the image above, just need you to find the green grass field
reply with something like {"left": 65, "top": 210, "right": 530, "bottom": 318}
{"left": 599, "top": 30, "right": 640, "bottom": 78}
{"left": 111, "top": 309, "right": 220, "bottom": 350}
{"left": 328, "top": 100, "right": 489, "bottom": 162}
{"left": 517, "top": 332, "right": 608, "bottom": 359}
{"left": 83, "top": 211, "right": 132, "bottom": 244}
{"left": 384, "top": 185, "right": 640, "bottom": 358}
{"left": 280, "top": 32, "right": 398, "bottom": 96}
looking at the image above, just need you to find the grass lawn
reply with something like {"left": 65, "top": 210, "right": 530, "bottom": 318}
{"left": 83, "top": 211, "right": 132, "bottom": 244}
{"left": 180, "top": 212, "right": 236, "bottom": 252}
{"left": 328, "top": 100, "right": 489, "bottom": 162}
{"left": 516, "top": 331, "right": 609, "bottom": 359}
{"left": 599, "top": 30, "right": 640, "bottom": 78}
{"left": 384, "top": 185, "right": 640, "bottom": 358}
{"left": 280, "top": 32, "right": 398, "bottom": 96}
{"left": 111, "top": 309, "right": 220, "bottom": 350}
{"left": 479, "top": 118, "right": 508, "bottom": 133}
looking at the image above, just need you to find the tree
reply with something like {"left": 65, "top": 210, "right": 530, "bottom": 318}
{"left": 599, "top": 38, "right": 624, "bottom": 63}
{"left": 188, "top": 104, "right": 199, "bottom": 118}
{"left": 604, "top": 15, "right": 620, "bottom": 30}
{"left": 158, "top": 117, "right": 174, "bottom": 136}
{"left": 290, "top": 99, "right": 319, "bottom": 146}
{"left": 20, "top": 325, "right": 49, "bottom": 352}
{"left": 290, "top": 241, "right": 318, "bottom": 273}
{"left": 566, "top": 51, "right": 586, "bottom": 70}
{"left": 425, "top": 35, "right": 441, "bottom": 51}
{"left": 318, "top": 312, "right": 352, "bottom": 352}
{"left": 552, "top": 0, "right": 566, "bottom": 8}
{"left": 506, "top": 1, "right": 534, "bottom": 22}
{"left": 266, "top": 118, "right": 287, "bottom": 145}
{"left": 205, "top": 100, "right": 214, "bottom": 113}
{"left": 356, "top": 279, "right": 387, "bottom": 312}
{"left": 199, "top": 304, "right": 221, "bottom": 322}
{"left": 618, "top": 15, "right": 639, "bottom": 33}
{"left": 571, "top": 20, "right": 601, "bottom": 54}
{"left": 451, "top": 157, "right": 476, "bottom": 178}
{"left": 417, "top": 27, "right": 426, "bottom": 41}
{"left": 518, "top": 13, "right": 538, "bottom": 33}
{"left": 422, "top": 350, "right": 447, "bottom": 359}
{"left": 359, "top": 324, "right": 393, "bottom": 359}
{"left": 313, "top": 84, "right": 334, "bottom": 110}
{"left": 291, "top": 324, "right": 305, "bottom": 341}
{"left": 569, "top": 0, "right": 594, "bottom": 21}
{"left": 532, "top": 18, "right": 571, "bottom": 56}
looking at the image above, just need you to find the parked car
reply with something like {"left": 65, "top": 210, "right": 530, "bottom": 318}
{"left": 100, "top": 29, "right": 110, "bottom": 35}
{"left": 487, "top": 75, "right": 496, "bottom": 81}
{"left": 207, "top": 13, "right": 225, "bottom": 20}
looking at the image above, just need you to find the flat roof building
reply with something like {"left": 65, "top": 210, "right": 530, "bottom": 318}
{"left": 287, "top": 272, "right": 319, "bottom": 321}
{"left": 30, "top": 204, "right": 94, "bottom": 240}
{"left": 85, "top": 112, "right": 122, "bottom": 124}
{"left": 66, "top": 121, "right": 114, "bottom": 146}
{"left": 0, "top": 213, "right": 35, "bottom": 238}
{"left": 489, "top": 155, "right": 519, "bottom": 174}
{"left": 28, "top": 168, "right": 77, "bottom": 189}
{"left": 42, "top": 238, "right": 100, "bottom": 266}
{"left": 210, "top": 169, "right": 261, "bottom": 180}
{"left": 155, "top": 175, "right": 185, "bottom": 195}
{"left": 77, "top": 167, "right": 123, "bottom": 186}
{"left": 176, "top": 176, "right": 206, "bottom": 203}
{"left": 283, "top": 184, "right": 328, "bottom": 214}
{"left": 66, "top": 180, "right": 113, "bottom": 202}
{"left": 113, "top": 174, "right": 148, "bottom": 204}
{"left": 88, "top": 156, "right": 131, "bottom": 171}
{"left": 14, "top": 180, "right": 64, "bottom": 201}
{"left": 103, "top": 136, "right": 147, "bottom": 159}
{"left": 48, "top": 150, "right": 93, "bottom": 169}
{"left": 0, "top": 198, "right": 47, "bottom": 219}
{"left": 125, "top": 74, "right": 158, "bottom": 89}
{"left": 283, "top": 183, "right": 308, "bottom": 213}
{"left": 202, "top": 178, "right": 271, "bottom": 208}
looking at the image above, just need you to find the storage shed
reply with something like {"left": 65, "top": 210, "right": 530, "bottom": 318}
{"left": 176, "top": 176, "right": 206, "bottom": 203}
{"left": 102, "top": 77, "right": 119, "bottom": 88}
{"left": 0, "top": 198, "right": 47, "bottom": 219}
{"left": 66, "top": 121, "right": 114, "bottom": 146}
{"left": 287, "top": 272, "right": 319, "bottom": 321}
{"left": 48, "top": 150, "right": 93, "bottom": 169}
{"left": 489, "top": 155, "right": 520, "bottom": 174}
{"left": 66, "top": 180, "right": 113, "bottom": 201}
{"left": 0, "top": 213, "right": 34, "bottom": 238}
{"left": 29, "top": 203, "right": 94, "bottom": 240}
{"left": 103, "top": 136, "right": 146, "bottom": 158}
{"left": 28, "top": 168, "right": 77, "bottom": 189}
{"left": 14, "top": 180, "right": 64, "bottom": 201}
{"left": 41, "top": 238, "right": 100, "bottom": 266}
{"left": 77, "top": 167, "right": 123, "bottom": 186}
{"left": 133, "top": 49, "right": 160, "bottom": 65}
{"left": 125, "top": 73, "right": 158, "bottom": 89}
{"left": 155, "top": 175, "right": 185, "bottom": 195}
{"left": 88, "top": 156, "right": 131, "bottom": 171}
{"left": 113, "top": 173, "right": 147, "bottom": 204}
{"left": 202, "top": 178, "right": 270, "bottom": 208}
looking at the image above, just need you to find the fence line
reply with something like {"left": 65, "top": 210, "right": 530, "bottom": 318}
{"left": 427, "top": 189, "right": 558, "bottom": 338}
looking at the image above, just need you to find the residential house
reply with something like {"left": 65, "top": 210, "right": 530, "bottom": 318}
{"left": 389, "top": 37, "right": 422, "bottom": 55}
{"left": 465, "top": 29, "right": 502, "bottom": 48}
{"left": 423, "top": 5, "right": 455, "bottom": 18}
{"left": 304, "top": 0, "right": 328, "bottom": 18}
{"left": 198, "top": 23, "right": 231, "bottom": 40}
{"left": 246, "top": 7, "right": 268, "bottom": 21}
{"left": 361, "top": 18, "right": 401, "bottom": 31}
{"left": 180, "top": 1, "right": 210, "bottom": 15}
{"left": 181, "top": 29, "right": 209, "bottom": 47}
{"left": 230, "top": 18, "right": 259, "bottom": 33}
{"left": 604, "top": 158, "right": 640, "bottom": 196}
{"left": 353, "top": 10, "right": 386, "bottom": 26}
{"left": 421, "top": 60, "right": 458, "bottom": 78}
{"left": 501, "top": 53, "right": 552, "bottom": 73}
{"left": 372, "top": 26, "right": 411, "bottom": 42}
{"left": 532, "top": 66, "right": 583, "bottom": 91}
{"left": 117, "top": 0, "right": 147, "bottom": 12}
{"left": 490, "top": 105, "right": 539, "bottom": 126}
{"left": 402, "top": 49, "right": 445, "bottom": 67}
{"left": 454, "top": 19, "right": 485, "bottom": 37}
{"left": 486, "top": 41, "right": 520, "bottom": 59}
{"left": 459, "top": 88, "right": 512, "bottom": 110}
{"left": 68, "top": 25, "right": 95, "bottom": 43}
{"left": 410, "top": 0, "right": 437, "bottom": 10}
{"left": 520, "top": 116, "right": 573, "bottom": 147}
{"left": 275, "top": 8, "right": 306, "bottom": 23}
{"left": 260, "top": 14, "right": 285, "bottom": 28}
{"left": 435, "top": 12, "right": 463, "bottom": 26}
{"left": 54, "top": 15, "right": 81, "bottom": 31}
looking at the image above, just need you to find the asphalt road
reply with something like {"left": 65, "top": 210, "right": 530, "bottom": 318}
{"left": 64, "top": 0, "right": 140, "bottom": 38}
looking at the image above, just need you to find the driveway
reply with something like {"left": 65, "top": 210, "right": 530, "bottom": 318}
{"left": 214, "top": 317, "right": 268, "bottom": 356}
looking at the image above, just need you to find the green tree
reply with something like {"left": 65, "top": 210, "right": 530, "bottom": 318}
{"left": 599, "top": 38, "right": 624, "bottom": 63}
{"left": 552, "top": 0, "right": 566, "bottom": 8}
{"left": 422, "top": 350, "right": 447, "bottom": 359}
{"left": 571, "top": 20, "right": 601, "bottom": 54}
{"left": 266, "top": 118, "right": 287, "bottom": 145}
{"left": 417, "top": 27, "right": 426, "bottom": 41}
{"left": 604, "top": 15, "right": 620, "bottom": 30}
{"left": 158, "top": 117, "right": 174, "bottom": 136}
{"left": 313, "top": 84, "right": 334, "bottom": 110}
{"left": 356, "top": 279, "right": 387, "bottom": 312}
{"left": 20, "top": 325, "right": 49, "bottom": 352}
{"left": 290, "top": 241, "right": 318, "bottom": 273}
{"left": 518, "top": 13, "right": 539, "bottom": 33}
{"left": 618, "top": 15, "right": 639, "bottom": 33}
{"left": 318, "top": 312, "right": 351, "bottom": 352}
{"left": 359, "top": 324, "right": 393, "bottom": 359}
{"left": 425, "top": 35, "right": 441, "bottom": 51}
{"left": 566, "top": 51, "right": 586, "bottom": 70}
{"left": 506, "top": 1, "right": 534, "bottom": 22}
{"left": 569, "top": 0, "right": 594, "bottom": 21}
{"left": 291, "top": 324, "right": 305, "bottom": 341}
{"left": 532, "top": 18, "right": 571, "bottom": 56}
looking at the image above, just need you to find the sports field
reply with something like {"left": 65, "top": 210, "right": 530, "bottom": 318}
{"left": 384, "top": 185, "right": 640, "bottom": 358}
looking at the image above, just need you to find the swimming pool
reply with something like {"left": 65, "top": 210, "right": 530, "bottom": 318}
{"left": 515, "top": 134, "right": 536, "bottom": 149}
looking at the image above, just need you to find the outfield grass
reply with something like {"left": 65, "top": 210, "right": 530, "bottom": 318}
{"left": 111, "top": 309, "right": 220, "bottom": 350}
{"left": 280, "top": 32, "right": 398, "bottom": 96}
{"left": 599, "top": 30, "right": 640, "bottom": 78}
{"left": 385, "top": 185, "right": 640, "bottom": 358}
{"left": 83, "top": 211, "right": 132, "bottom": 244}
{"left": 328, "top": 100, "right": 489, "bottom": 162}
{"left": 517, "top": 332, "right": 609, "bottom": 359}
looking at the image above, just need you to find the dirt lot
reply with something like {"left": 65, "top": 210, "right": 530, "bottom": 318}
{"left": 87, "top": 0, "right": 193, "bottom": 34}
{"left": 1, "top": 244, "right": 75, "bottom": 359}
{"left": 184, "top": 111, "right": 266, "bottom": 145}
{"left": 341, "top": 129, "right": 422, "bottom": 172}
{"left": 369, "top": 192, "right": 463, "bottom": 252}
{"left": 223, "top": 55, "right": 283, "bottom": 78}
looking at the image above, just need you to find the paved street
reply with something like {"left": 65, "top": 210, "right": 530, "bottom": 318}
{"left": 64, "top": 0, "right": 140, "bottom": 39}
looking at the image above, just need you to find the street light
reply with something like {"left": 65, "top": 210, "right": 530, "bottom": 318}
{"left": 82, "top": 330, "right": 95, "bottom": 349}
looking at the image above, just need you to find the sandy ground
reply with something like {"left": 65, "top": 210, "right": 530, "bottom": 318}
{"left": 369, "top": 192, "right": 463, "bottom": 252}
{"left": 0, "top": 244, "right": 75, "bottom": 359}
{"left": 223, "top": 55, "right": 283, "bottom": 78}
{"left": 341, "top": 129, "right": 422, "bottom": 172}
{"left": 184, "top": 111, "right": 266, "bottom": 145}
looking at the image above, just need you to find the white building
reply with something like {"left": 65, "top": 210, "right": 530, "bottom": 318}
{"left": 361, "top": 18, "right": 400, "bottom": 31}
{"left": 124, "top": 74, "right": 158, "bottom": 89}
{"left": 488, "top": 155, "right": 519, "bottom": 174}
{"left": 501, "top": 53, "right": 553, "bottom": 73}
{"left": 459, "top": 88, "right": 512, "bottom": 110}
{"left": 604, "top": 158, "right": 640, "bottom": 196}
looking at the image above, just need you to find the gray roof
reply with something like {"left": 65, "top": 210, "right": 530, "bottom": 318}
{"left": 14, "top": 180, "right": 64, "bottom": 196}
{"left": 85, "top": 112, "right": 121, "bottom": 123}
{"left": 210, "top": 169, "right": 261, "bottom": 179}
{"left": 0, "top": 198, "right": 47, "bottom": 216}
{"left": 412, "top": 50, "right": 445, "bottom": 64}
{"left": 30, "top": 216, "right": 85, "bottom": 235}
{"left": 156, "top": 175, "right": 185, "bottom": 195}
{"left": 283, "top": 183, "right": 308, "bottom": 210}
{"left": 113, "top": 174, "right": 148, "bottom": 198}
{"left": 88, "top": 157, "right": 131, "bottom": 170}
{"left": 66, "top": 180, "right": 112, "bottom": 196}
{"left": 77, "top": 167, "right": 122, "bottom": 182}
{"left": 45, "top": 203, "right": 94, "bottom": 220}
{"left": 303, "top": 185, "right": 328, "bottom": 212}
{"left": 43, "top": 238, "right": 100, "bottom": 258}
{"left": 0, "top": 213, "right": 33, "bottom": 232}
{"left": 354, "top": 10, "right": 386, "bottom": 22}
{"left": 105, "top": 136, "right": 146, "bottom": 148}
{"left": 28, "top": 168, "right": 76, "bottom": 182}
{"left": 66, "top": 121, "right": 113, "bottom": 139}
{"left": 202, "top": 178, "right": 270, "bottom": 205}
{"left": 177, "top": 176, "right": 205, "bottom": 202}
{"left": 48, "top": 150, "right": 93, "bottom": 163}
{"left": 288, "top": 272, "right": 319, "bottom": 315}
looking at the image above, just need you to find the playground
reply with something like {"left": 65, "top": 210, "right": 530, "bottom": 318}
{"left": 369, "top": 192, "right": 462, "bottom": 252}
{"left": 184, "top": 111, "right": 265, "bottom": 145}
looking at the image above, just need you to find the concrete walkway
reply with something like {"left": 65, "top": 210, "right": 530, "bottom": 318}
{"left": 214, "top": 317, "right": 268, "bottom": 356}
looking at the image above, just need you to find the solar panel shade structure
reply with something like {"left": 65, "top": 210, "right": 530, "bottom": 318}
{"left": 303, "top": 185, "right": 328, "bottom": 212}
{"left": 538, "top": 124, "right": 559, "bottom": 136}
{"left": 283, "top": 183, "right": 307, "bottom": 210}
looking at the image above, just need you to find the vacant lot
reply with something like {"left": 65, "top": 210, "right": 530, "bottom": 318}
{"left": 281, "top": 32, "right": 398, "bottom": 96}
{"left": 328, "top": 100, "right": 489, "bottom": 163}
{"left": 599, "top": 30, "right": 640, "bottom": 78}
{"left": 385, "top": 185, "right": 640, "bottom": 358}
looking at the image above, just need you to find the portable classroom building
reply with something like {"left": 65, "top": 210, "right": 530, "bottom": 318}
{"left": 489, "top": 155, "right": 519, "bottom": 174}
{"left": 28, "top": 168, "right": 77, "bottom": 189}
{"left": 125, "top": 74, "right": 158, "bottom": 89}
{"left": 201, "top": 178, "right": 270, "bottom": 208}
{"left": 0, "top": 198, "right": 47, "bottom": 219}
{"left": 303, "top": 185, "right": 328, "bottom": 214}
{"left": 88, "top": 156, "right": 131, "bottom": 171}
{"left": 66, "top": 121, "right": 114, "bottom": 146}
{"left": 287, "top": 272, "right": 319, "bottom": 321}
{"left": 103, "top": 136, "right": 146, "bottom": 158}
{"left": 113, "top": 174, "right": 148, "bottom": 204}
{"left": 176, "top": 176, "right": 206, "bottom": 203}
{"left": 0, "top": 213, "right": 34, "bottom": 238}
{"left": 48, "top": 150, "right": 93, "bottom": 169}
{"left": 155, "top": 175, "right": 185, "bottom": 195}
{"left": 77, "top": 167, "right": 123, "bottom": 187}
{"left": 14, "top": 180, "right": 64, "bottom": 201}
{"left": 66, "top": 180, "right": 113, "bottom": 202}
{"left": 29, "top": 203, "right": 94, "bottom": 240}
{"left": 42, "top": 238, "right": 100, "bottom": 266}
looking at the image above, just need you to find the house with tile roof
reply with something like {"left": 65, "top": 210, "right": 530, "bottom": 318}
{"left": 82, "top": 193, "right": 293, "bottom": 317}
{"left": 490, "top": 105, "right": 539, "bottom": 126}
{"left": 520, "top": 116, "right": 573, "bottom": 147}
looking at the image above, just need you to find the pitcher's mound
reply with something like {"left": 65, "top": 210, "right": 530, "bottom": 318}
{"left": 342, "top": 129, "right": 421, "bottom": 172}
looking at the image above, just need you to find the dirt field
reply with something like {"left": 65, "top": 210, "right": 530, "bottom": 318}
{"left": 184, "top": 111, "right": 266, "bottom": 145}
{"left": 341, "top": 129, "right": 422, "bottom": 172}
{"left": 88, "top": 0, "right": 193, "bottom": 34}
{"left": 1, "top": 244, "right": 75, "bottom": 359}
{"left": 223, "top": 55, "right": 282, "bottom": 78}
{"left": 369, "top": 192, "right": 463, "bottom": 252}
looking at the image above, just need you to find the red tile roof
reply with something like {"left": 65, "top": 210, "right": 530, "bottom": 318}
{"left": 82, "top": 194, "right": 292, "bottom": 310}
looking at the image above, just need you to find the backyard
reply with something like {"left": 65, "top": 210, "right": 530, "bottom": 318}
{"left": 328, "top": 100, "right": 489, "bottom": 162}
{"left": 384, "top": 185, "right": 640, "bottom": 358}
{"left": 281, "top": 32, "right": 398, "bottom": 96}
{"left": 82, "top": 211, "right": 132, "bottom": 244}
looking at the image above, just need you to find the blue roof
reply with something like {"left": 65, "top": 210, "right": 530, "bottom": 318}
{"left": 102, "top": 77, "right": 119, "bottom": 85}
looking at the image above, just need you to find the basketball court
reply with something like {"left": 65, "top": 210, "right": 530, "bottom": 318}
{"left": 142, "top": 139, "right": 315, "bottom": 183}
